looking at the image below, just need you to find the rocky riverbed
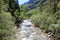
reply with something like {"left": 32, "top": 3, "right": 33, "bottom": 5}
{"left": 15, "top": 19, "right": 52, "bottom": 40}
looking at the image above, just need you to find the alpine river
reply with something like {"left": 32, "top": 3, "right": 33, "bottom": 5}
{"left": 15, "top": 19, "right": 52, "bottom": 40}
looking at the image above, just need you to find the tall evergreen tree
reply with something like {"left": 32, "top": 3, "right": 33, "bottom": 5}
{"left": 8, "top": 0, "right": 20, "bottom": 27}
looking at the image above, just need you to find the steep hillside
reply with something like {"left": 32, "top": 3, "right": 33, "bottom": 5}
{"left": 23, "top": 0, "right": 40, "bottom": 9}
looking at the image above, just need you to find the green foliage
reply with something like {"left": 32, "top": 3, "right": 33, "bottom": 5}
{"left": 20, "top": 4, "right": 31, "bottom": 19}
{"left": 0, "top": 12, "right": 15, "bottom": 40}
{"left": 0, "top": 0, "right": 18, "bottom": 40}
{"left": 57, "top": 2, "right": 60, "bottom": 9}
{"left": 31, "top": 13, "right": 40, "bottom": 27}
{"left": 30, "top": 0, "right": 60, "bottom": 36}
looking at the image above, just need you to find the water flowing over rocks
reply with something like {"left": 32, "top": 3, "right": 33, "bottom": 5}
{"left": 15, "top": 19, "right": 52, "bottom": 40}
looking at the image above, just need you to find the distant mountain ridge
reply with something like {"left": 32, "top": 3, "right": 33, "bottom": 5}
{"left": 23, "top": 0, "right": 40, "bottom": 9}
{"left": 23, "top": 0, "right": 46, "bottom": 9}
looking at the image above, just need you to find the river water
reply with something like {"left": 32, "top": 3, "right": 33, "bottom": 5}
{"left": 15, "top": 19, "right": 52, "bottom": 40}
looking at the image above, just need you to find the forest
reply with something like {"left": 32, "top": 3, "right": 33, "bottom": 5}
{"left": 0, "top": 0, "right": 60, "bottom": 40}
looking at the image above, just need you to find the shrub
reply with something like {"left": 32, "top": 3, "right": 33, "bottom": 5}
{"left": 30, "top": 13, "right": 40, "bottom": 27}
{"left": 0, "top": 12, "right": 16, "bottom": 40}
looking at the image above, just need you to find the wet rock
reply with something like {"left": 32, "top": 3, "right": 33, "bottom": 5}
{"left": 22, "top": 38, "right": 27, "bottom": 40}
{"left": 15, "top": 19, "right": 52, "bottom": 40}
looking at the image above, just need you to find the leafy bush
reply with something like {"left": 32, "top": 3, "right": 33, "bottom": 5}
{"left": 30, "top": 13, "right": 40, "bottom": 27}
{"left": 0, "top": 12, "right": 15, "bottom": 40}
{"left": 30, "top": 8, "right": 60, "bottom": 34}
